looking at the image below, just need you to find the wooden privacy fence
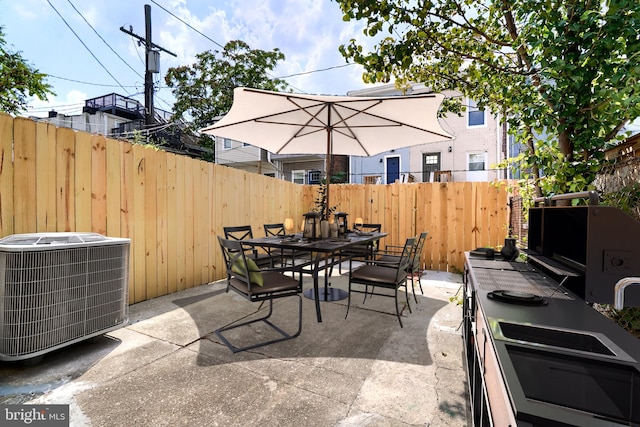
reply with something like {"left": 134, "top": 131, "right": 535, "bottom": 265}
{"left": 0, "top": 114, "right": 511, "bottom": 304}
{"left": 303, "top": 181, "right": 510, "bottom": 273}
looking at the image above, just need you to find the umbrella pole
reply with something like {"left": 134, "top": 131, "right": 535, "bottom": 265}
{"left": 324, "top": 103, "right": 333, "bottom": 221}
{"left": 325, "top": 126, "right": 332, "bottom": 221}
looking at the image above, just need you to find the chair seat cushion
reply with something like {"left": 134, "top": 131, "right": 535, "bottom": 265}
{"left": 351, "top": 265, "right": 398, "bottom": 285}
{"left": 232, "top": 257, "right": 263, "bottom": 286}
{"left": 230, "top": 272, "right": 300, "bottom": 295}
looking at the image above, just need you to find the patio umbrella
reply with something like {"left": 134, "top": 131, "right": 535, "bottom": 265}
{"left": 200, "top": 87, "right": 453, "bottom": 217}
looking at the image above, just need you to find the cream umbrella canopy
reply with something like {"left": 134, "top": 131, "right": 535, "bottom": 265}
{"left": 200, "top": 87, "right": 453, "bottom": 217}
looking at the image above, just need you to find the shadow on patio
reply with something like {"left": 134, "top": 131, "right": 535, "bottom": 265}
{"left": 0, "top": 271, "right": 469, "bottom": 426}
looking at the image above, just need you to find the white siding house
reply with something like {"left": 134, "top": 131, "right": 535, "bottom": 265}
{"left": 348, "top": 84, "right": 507, "bottom": 183}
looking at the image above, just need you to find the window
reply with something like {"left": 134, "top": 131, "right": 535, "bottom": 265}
{"left": 467, "top": 99, "right": 486, "bottom": 127}
{"left": 424, "top": 154, "right": 440, "bottom": 166}
{"left": 308, "top": 170, "right": 321, "bottom": 184}
{"left": 223, "top": 138, "right": 232, "bottom": 149}
{"left": 468, "top": 153, "right": 486, "bottom": 171}
{"left": 292, "top": 170, "right": 305, "bottom": 184}
{"left": 466, "top": 152, "right": 488, "bottom": 181}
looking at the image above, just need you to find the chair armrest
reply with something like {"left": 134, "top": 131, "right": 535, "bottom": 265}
{"left": 385, "top": 244, "right": 404, "bottom": 250}
{"left": 258, "top": 264, "right": 305, "bottom": 274}
{"left": 353, "top": 258, "right": 399, "bottom": 267}
{"left": 378, "top": 247, "right": 403, "bottom": 256}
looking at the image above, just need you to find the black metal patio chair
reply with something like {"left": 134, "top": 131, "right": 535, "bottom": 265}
{"left": 223, "top": 225, "right": 279, "bottom": 269}
{"left": 338, "top": 223, "right": 382, "bottom": 274}
{"left": 345, "top": 237, "right": 415, "bottom": 327}
{"left": 377, "top": 232, "right": 428, "bottom": 302}
{"left": 263, "top": 223, "right": 311, "bottom": 273}
{"left": 215, "top": 237, "right": 303, "bottom": 353}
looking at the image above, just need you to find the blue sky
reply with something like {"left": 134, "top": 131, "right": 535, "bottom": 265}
{"left": 1, "top": 0, "right": 376, "bottom": 117}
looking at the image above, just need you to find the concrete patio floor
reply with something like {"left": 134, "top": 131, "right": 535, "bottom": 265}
{"left": 0, "top": 269, "right": 470, "bottom": 427}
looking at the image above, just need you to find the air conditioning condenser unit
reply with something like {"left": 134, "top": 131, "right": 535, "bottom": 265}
{"left": 0, "top": 232, "right": 130, "bottom": 361}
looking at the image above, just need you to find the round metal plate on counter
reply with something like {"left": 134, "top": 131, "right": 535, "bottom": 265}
{"left": 487, "top": 290, "right": 548, "bottom": 306}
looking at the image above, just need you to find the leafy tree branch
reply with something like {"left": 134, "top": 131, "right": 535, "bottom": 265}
{"left": 337, "top": 0, "right": 640, "bottom": 197}
{"left": 0, "top": 27, "right": 53, "bottom": 115}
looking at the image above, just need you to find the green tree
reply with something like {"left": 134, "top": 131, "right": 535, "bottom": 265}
{"left": 0, "top": 27, "right": 53, "bottom": 114}
{"left": 336, "top": 0, "right": 640, "bottom": 198}
{"left": 165, "top": 40, "right": 289, "bottom": 152}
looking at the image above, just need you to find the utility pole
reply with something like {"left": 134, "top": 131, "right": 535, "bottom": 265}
{"left": 120, "top": 4, "right": 176, "bottom": 127}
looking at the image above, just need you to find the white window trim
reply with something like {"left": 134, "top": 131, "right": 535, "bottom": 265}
{"left": 291, "top": 169, "right": 305, "bottom": 184}
{"left": 467, "top": 98, "right": 487, "bottom": 128}
{"left": 467, "top": 151, "right": 487, "bottom": 171}
{"left": 222, "top": 138, "right": 232, "bottom": 150}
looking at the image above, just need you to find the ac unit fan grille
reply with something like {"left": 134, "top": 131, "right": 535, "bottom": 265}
{"left": 0, "top": 244, "right": 128, "bottom": 359}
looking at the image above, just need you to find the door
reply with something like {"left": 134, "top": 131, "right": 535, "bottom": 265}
{"left": 386, "top": 156, "right": 400, "bottom": 184}
{"left": 423, "top": 153, "right": 441, "bottom": 182}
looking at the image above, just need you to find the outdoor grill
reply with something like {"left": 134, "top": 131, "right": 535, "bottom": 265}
{"left": 524, "top": 191, "right": 640, "bottom": 307}
{"left": 463, "top": 191, "right": 640, "bottom": 426}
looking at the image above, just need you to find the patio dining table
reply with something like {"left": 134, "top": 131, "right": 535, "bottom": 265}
{"left": 243, "top": 232, "right": 387, "bottom": 323}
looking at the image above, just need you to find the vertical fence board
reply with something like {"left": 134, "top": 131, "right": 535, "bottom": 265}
{"left": 175, "top": 154, "right": 187, "bottom": 291}
{"left": 156, "top": 149, "right": 168, "bottom": 296}
{"left": 211, "top": 163, "right": 224, "bottom": 281}
{"left": 397, "top": 184, "right": 410, "bottom": 246}
{"left": 74, "top": 132, "right": 92, "bottom": 232}
{"left": 450, "top": 182, "right": 466, "bottom": 272}
{"left": 166, "top": 153, "right": 178, "bottom": 293}
{"left": 0, "top": 115, "right": 14, "bottom": 236}
{"left": 106, "top": 138, "right": 121, "bottom": 237}
{"left": 469, "top": 183, "right": 481, "bottom": 248}
{"left": 144, "top": 148, "right": 158, "bottom": 299}
{"left": 183, "top": 157, "right": 195, "bottom": 288}
{"left": 415, "top": 183, "right": 428, "bottom": 269}
{"left": 480, "top": 182, "right": 492, "bottom": 247}
{"left": 383, "top": 185, "right": 394, "bottom": 246}
{"left": 132, "top": 144, "right": 147, "bottom": 303}
{"left": 14, "top": 118, "right": 37, "bottom": 233}
{"left": 192, "top": 159, "right": 204, "bottom": 286}
{"left": 463, "top": 182, "right": 474, "bottom": 255}
{"left": 433, "top": 183, "right": 449, "bottom": 271}
{"left": 495, "top": 182, "right": 509, "bottom": 243}
{"left": 205, "top": 162, "right": 215, "bottom": 283}
{"left": 35, "top": 122, "right": 56, "bottom": 232}
{"left": 91, "top": 135, "right": 107, "bottom": 234}
{"left": 120, "top": 142, "right": 135, "bottom": 303}
{"left": 56, "top": 128, "right": 76, "bottom": 232}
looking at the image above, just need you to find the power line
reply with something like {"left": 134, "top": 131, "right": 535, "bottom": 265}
{"left": 46, "top": 0, "right": 132, "bottom": 95}
{"left": 149, "top": 1, "right": 363, "bottom": 94}
{"left": 47, "top": 74, "right": 140, "bottom": 89}
{"left": 65, "top": 0, "right": 143, "bottom": 79}
{"left": 148, "top": 0, "right": 225, "bottom": 49}
{"left": 276, "top": 63, "right": 355, "bottom": 79}
{"left": 26, "top": 101, "right": 85, "bottom": 111}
